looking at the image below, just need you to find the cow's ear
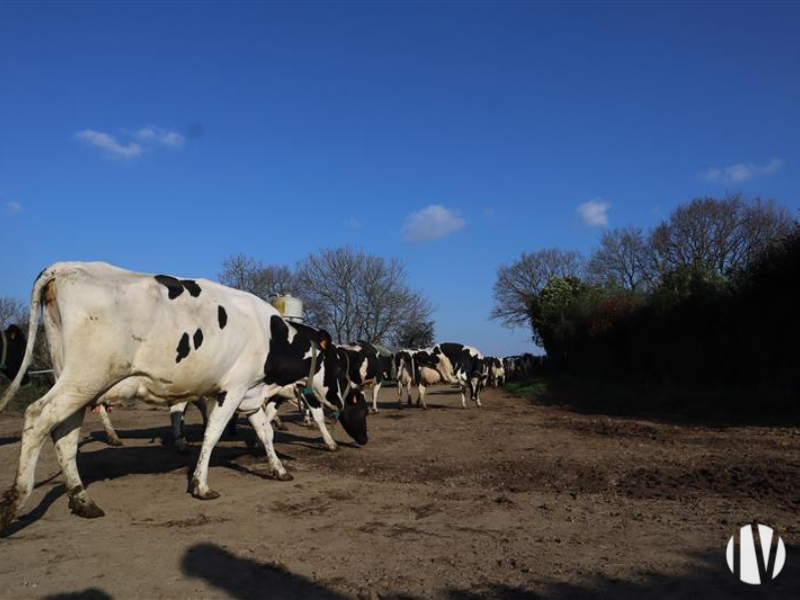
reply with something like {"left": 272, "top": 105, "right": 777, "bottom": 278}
{"left": 317, "top": 329, "right": 332, "bottom": 351}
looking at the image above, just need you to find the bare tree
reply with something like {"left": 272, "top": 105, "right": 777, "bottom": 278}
{"left": 587, "top": 226, "right": 654, "bottom": 292}
{"left": 0, "top": 297, "right": 26, "bottom": 328}
{"left": 295, "top": 246, "right": 434, "bottom": 345}
{"left": 490, "top": 249, "right": 585, "bottom": 328}
{"left": 649, "top": 194, "right": 793, "bottom": 279}
{"left": 219, "top": 254, "right": 295, "bottom": 300}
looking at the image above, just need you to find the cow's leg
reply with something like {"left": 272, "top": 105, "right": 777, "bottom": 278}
{"left": 371, "top": 381, "right": 381, "bottom": 413}
{"left": 1, "top": 386, "right": 93, "bottom": 532}
{"left": 97, "top": 404, "right": 123, "bottom": 447}
{"left": 225, "top": 413, "right": 238, "bottom": 437}
{"left": 397, "top": 380, "right": 404, "bottom": 408}
{"left": 307, "top": 404, "right": 337, "bottom": 451}
{"left": 460, "top": 385, "right": 467, "bottom": 408}
{"left": 248, "top": 405, "right": 292, "bottom": 481}
{"left": 272, "top": 414, "right": 287, "bottom": 431}
{"left": 190, "top": 388, "right": 244, "bottom": 501}
{"left": 302, "top": 395, "right": 314, "bottom": 428}
{"left": 195, "top": 398, "right": 209, "bottom": 429}
{"left": 418, "top": 384, "right": 428, "bottom": 410}
{"left": 170, "top": 402, "right": 189, "bottom": 453}
{"left": 52, "top": 407, "right": 103, "bottom": 519}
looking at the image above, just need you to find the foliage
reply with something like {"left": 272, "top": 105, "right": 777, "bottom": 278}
{"left": 0, "top": 297, "right": 27, "bottom": 328}
{"left": 391, "top": 319, "right": 435, "bottom": 349}
{"left": 492, "top": 194, "right": 798, "bottom": 406}
{"left": 219, "top": 248, "right": 434, "bottom": 345}
{"left": 528, "top": 276, "right": 606, "bottom": 365}
{"left": 219, "top": 254, "right": 295, "bottom": 300}
{"left": 491, "top": 249, "right": 585, "bottom": 328}
{"left": 296, "top": 246, "right": 433, "bottom": 344}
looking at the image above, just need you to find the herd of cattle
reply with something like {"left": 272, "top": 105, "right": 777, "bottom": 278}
{"left": 0, "top": 261, "right": 540, "bottom": 534}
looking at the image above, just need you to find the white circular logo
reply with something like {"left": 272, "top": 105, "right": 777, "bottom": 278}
{"left": 726, "top": 524, "right": 786, "bottom": 584}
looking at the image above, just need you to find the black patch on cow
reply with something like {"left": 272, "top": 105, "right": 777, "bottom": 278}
{"left": 155, "top": 275, "right": 202, "bottom": 299}
{"left": 156, "top": 275, "right": 185, "bottom": 299}
{"left": 218, "top": 306, "right": 228, "bottom": 329}
{"left": 217, "top": 391, "right": 227, "bottom": 407}
{"left": 176, "top": 333, "right": 191, "bottom": 363}
{"left": 1, "top": 324, "right": 28, "bottom": 383}
{"left": 182, "top": 279, "right": 202, "bottom": 297}
{"left": 193, "top": 328, "right": 204, "bottom": 350}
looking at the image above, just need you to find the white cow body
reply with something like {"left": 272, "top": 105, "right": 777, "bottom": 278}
{"left": 0, "top": 262, "right": 361, "bottom": 532}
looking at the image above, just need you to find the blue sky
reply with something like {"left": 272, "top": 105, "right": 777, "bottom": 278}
{"left": 1, "top": 1, "right": 799, "bottom": 356}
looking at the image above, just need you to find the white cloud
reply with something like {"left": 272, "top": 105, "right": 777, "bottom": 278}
{"left": 76, "top": 125, "right": 185, "bottom": 159}
{"left": 703, "top": 158, "right": 785, "bottom": 184}
{"left": 576, "top": 199, "right": 610, "bottom": 227}
{"left": 402, "top": 204, "right": 466, "bottom": 242}
{"left": 134, "top": 126, "right": 184, "bottom": 147}
{"left": 75, "top": 129, "right": 143, "bottom": 159}
{"left": 5, "top": 201, "right": 22, "bottom": 214}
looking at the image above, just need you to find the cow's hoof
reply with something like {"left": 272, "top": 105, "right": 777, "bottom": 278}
{"left": 175, "top": 438, "right": 188, "bottom": 453}
{"left": 326, "top": 443, "right": 339, "bottom": 452}
{"left": 192, "top": 488, "right": 220, "bottom": 501}
{"left": 107, "top": 437, "right": 124, "bottom": 447}
{"left": 70, "top": 499, "right": 105, "bottom": 519}
{"left": 271, "top": 470, "right": 293, "bottom": 482}
{"left": 273, "top": 421, "right": 288, "bottom": 431}
{"left": 0, "top": 488, "right": 20, "bottom": 533}
{"left": 369, "top": 408, "right": 379, "bottom": 414}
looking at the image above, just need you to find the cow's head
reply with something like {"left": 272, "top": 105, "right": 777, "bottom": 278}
{"left": 315, "top": 344, "right": 366, "bottom": 446}
{"left": 2, "top": 325, "right": 28, "bottom": 384}
{"left": 467, "top": 356, "right": 486, "bottom": 401}
{"left": 337, "top": 387, "right": 368, "bottom": 446}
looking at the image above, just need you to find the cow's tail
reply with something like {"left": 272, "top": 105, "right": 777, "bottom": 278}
{"left": 0, "top": 269, "right": 52, "bottom": 412}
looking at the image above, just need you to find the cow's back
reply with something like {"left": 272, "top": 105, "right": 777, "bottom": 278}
{"left": 44, "top": 262, "right": 273, "bottom": 401}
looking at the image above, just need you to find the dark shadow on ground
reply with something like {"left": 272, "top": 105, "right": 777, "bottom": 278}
{"left": 41, "top": 589, "right": 112, "bottom": 600}
{"left": 182, "top": 542, "right": 347, "bottom": 600}
{"left": 0, "top": 435, "right": 20, "bottom": 448}
{"left": 514, "top": 379, "right": 800, "bottom": 428}
{"left": 443, "top": 546, "right": 799, "bottom": 600}
{"left": 0, "top": 484, "right": 67, "bottom": 538}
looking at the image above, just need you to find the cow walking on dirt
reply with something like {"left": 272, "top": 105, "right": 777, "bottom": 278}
{"left": 0, "top": 262, "right": 368, "bottom": 533}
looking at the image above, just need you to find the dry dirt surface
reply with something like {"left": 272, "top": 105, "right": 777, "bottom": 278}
{"left": 0, "top": 385, "right": 798, "bottom": 599}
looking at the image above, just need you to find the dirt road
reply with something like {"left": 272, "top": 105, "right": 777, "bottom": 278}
{"left": 0, "top": 386, "right": 797, "bottom": 598}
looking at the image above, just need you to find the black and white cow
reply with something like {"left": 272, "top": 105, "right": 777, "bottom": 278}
{"left": 434, "top": 343, "right": 486, "bottom": 408}
{"left": 485, "top": 357, "right": 505, "bottom": 388}
{"left": 340, "top": 341, "right": 393, "bottom": 413}
{"left": 394, "top": 347, "right": 457, "bottom": 409}
{"left": 0, "top": 324, "right": 28, "bottom": 384}
{"left": 0, "top": 262, "right": 366, "bottom": 533}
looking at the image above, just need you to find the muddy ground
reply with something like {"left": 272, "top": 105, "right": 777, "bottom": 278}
{"left": 0, "top": 385, "right": 797, "bottom": 599}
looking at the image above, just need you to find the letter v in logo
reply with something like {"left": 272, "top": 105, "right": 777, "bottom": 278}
{"left": 726, "top": 523, "right": 787, "bottom": 584}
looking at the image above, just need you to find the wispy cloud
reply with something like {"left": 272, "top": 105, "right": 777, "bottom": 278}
{"left": 576, "top": 198, "right": 610, "bottom": 227}
{"left": 345, "top": 217, "right": 362, "bottom": 230}
{"left": 703, "top": 158, "right": 785, "bottom": 184}
{"left": 133, "top": 126, "right": 185, "bottom": 147}
{"left": 5, "top": 201, "right": 22, "bottom": 215}
{"left": 75, "top": 125, "right": 185, "bottom": 160}
{"left": 75, "top": 129, "right": 143, "bottom": 159}
{"left": 402, "top": 204, "right": 466, "bottom": 242}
